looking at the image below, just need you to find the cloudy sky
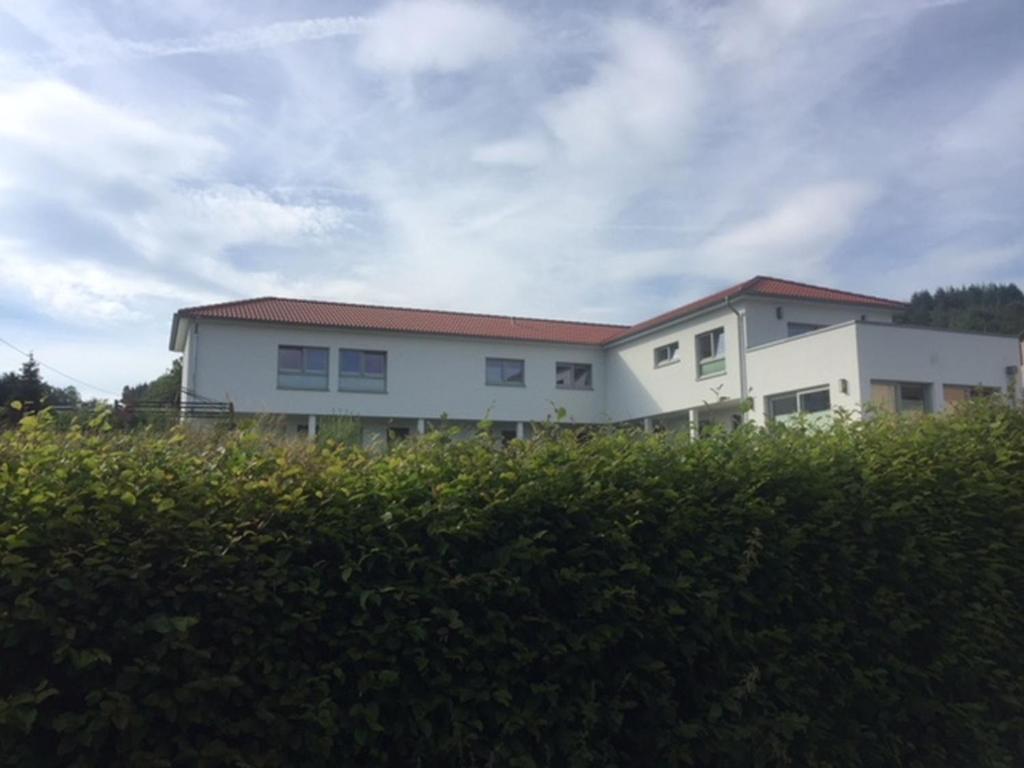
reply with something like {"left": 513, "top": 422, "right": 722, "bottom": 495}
{"left": 0, "top": 0, "right": 1021, "bottom": 396}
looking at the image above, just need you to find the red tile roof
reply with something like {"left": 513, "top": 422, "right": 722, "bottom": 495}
{"left": 175, "top": 297, "right": 628, "bottom": 345}
{"left": 172, "top": 277, "right": 907, "bottom": 348}
{"left": 605, "top": 275, "right": 908, "bottom": 342}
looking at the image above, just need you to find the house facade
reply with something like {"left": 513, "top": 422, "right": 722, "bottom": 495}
{"left": 169, "top": 276, "right": 1022, "bottom": 445}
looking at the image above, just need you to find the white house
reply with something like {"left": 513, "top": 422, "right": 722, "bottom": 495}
{"left": 169, "top": 276, "right": 1022, "bottom": 445}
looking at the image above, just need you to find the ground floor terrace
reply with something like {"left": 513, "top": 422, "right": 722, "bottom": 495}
{"left": 241, "top": 400, "right": 747, "bottom": 451}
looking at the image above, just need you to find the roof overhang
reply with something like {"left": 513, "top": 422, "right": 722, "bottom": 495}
{"left": 168, "top": 312, "right": 190, "bottom": 352}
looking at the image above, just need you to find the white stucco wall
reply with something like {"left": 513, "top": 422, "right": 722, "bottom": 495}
{"left": 185, "top": 319, "right": 607, "bottom": 423}
{"left": 746, "top": 323, "right": 862, "bottom": 425}
{"left": 854, "top": 323, "right": 1020, "bottom": 411}
{"left": 742, "top": 298, "right": 896, "bottom": 347}
{"left": 604, "top": 307, "right": 743, "bottom": 422}
{"left": 177, "top": 310, "right": 1020, "bottom": 429}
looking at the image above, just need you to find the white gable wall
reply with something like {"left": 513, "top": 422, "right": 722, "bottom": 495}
{"left": 604, "top": 306, "right": 743, "bottom": 422}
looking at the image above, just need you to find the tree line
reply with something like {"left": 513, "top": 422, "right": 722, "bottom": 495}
{"left": 896, "top": 282, "right": 1024, "bottom": 335}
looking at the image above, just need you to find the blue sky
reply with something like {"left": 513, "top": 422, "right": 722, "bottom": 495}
{"left": 0, "top": 0, "right": 1021, "bottom": 397}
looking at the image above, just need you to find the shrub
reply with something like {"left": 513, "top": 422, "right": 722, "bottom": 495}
{"left": 1, "top": 403, "right": 1022, "bottom": 766}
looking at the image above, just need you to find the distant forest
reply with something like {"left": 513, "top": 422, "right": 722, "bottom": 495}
{"left": 897, "top": 283, "right": 1024, "bottom": 336}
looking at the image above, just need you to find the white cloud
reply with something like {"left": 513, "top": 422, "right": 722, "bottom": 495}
{"left": 124, "top": 16, "right": 370, "bottom": 58}
{"left": 0, "top": 80, "right": 224, "bottom": 179}
{"left": 0, "top": 239, "right": 208, "bottom": 323}
{"left": 355, "top": 0, "right": 524, "bottom": 73}
{"left": 874, "top": 241, "right": 1024, "bottom": 298}
{"left": 472, "top": 137, "right": 550, "bottom": 167}
{"left": 938, "top": 66, "right": 1024, "bottom": 160}
{"left": 0, "top": 80, "right": 361, "bottom": 317}
{"left": 542, "top": 20, "right": 699, "bottom": 170}
{"left": 697, "top": 181, "right": 878, "bottom": 279}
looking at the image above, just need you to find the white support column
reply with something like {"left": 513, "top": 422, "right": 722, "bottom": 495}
{"left": 515, "top": 421, "right": 525, "bottom": 440}
{"left": 307, "top": 414, "right": 317, "bottom": 440}
{"left": 417, "top": 418, "right": 426, "bottom": 435}
{"left": 643, "top": 417, "right": 653, "bottom": 433}
{"left": 688, "top": 409, "right": 698, "bottom": 440}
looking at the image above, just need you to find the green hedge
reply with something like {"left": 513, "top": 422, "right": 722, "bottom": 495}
{"left": 1, "top": 404, "right": 1023, "bottom": 766}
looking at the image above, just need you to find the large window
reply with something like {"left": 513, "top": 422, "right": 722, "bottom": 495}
{"left": 486, "top": 357, "right": 525, "bottom": 386}
{"left": 277, "top": 345, "right": 328, "bottom": 390}
{"left": 339, "top": 349, "right": 387, "bottom": 393}
{"left": 767, "top": 386, "right": 831, "bottom": 423}
{"left": 696, "top": 328, "right": 726, "bottom": 377}
{"left": 871, "top": 381, "right": 929, "bottom": 413}
{"left": 787, "top": 322, "right": 826, "bottom": 337}
{"left": 556, "top": 362, "right": 593, "bottom": 390}
{"left": 654, "top": 342, "right": 679, "bottom": 368}
{"left": 943, "top": 384, "right": 998, "bottom": 407}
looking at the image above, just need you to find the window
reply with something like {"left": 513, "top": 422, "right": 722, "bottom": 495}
{"left": 654, "top": 342, "right": 679, "bottom": 367}
{"left": 339, "top": 349, "right": 387, "bottom": 393}
{"left": 696, "top": 328, "right": 726, "bottom": 377}
{"left": 787, "top": 322, "right": 826, "bottom": 337}
{"left": 767, "top": 387, "right": 831, "bottom": 423}
{"left": 799, "top": 389, "right": 831, "bottom": 413}
{"left": 943, "top": 384, "right": 999, "bottom": 407}
{"left": 871, "top": 381, "right": 930, "bottom": 413}
{"left": 556, "top": 362, "right": 593, "bottom": 389}
{"left": 277, "top": 345, "right": 328, "bottom": 390}
{"left": 486, "top": 358, "right": 525, "bottom": 386}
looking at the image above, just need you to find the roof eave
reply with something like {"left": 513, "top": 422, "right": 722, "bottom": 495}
{"left": 177, "top": 313, "right": 617, "bottom": 347}
{"left": 168, "top": 312, "right": 190, "bottom": 352}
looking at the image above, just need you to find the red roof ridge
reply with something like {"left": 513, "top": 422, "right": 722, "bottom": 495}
{"left": 176, "top": 295, "right": 278, "bottom": 316}
{"left": 170, "top": 276, "right": 907, "bottom": 350}
{"left": 180, "top": 295, "right": 629, "bottom": 330}
{"left": 747, "top": 275, "right": 907, "bottom": 308}
{"left": 603, "top": 275, "right": 906, "bottom": 343}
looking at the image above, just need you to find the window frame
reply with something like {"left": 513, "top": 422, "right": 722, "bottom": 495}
{"left": 277, "top": 345, "right": 329, "bottom": 391}
{"left": 338, "top": 348, "right": 388, "bottom": 394}
{"left": 696, "top": 327, "right": 726, "bottom": 378}
{"left": 653, "top": 342, "right": 680, "bottom": 368}
{"left": 485, "top": 357, "right": 526, "bottom": 387}
{"left": 556, "top": 362, "right": 594, "bottom": 390}
{"left": 870, "top": 380, "right": 932, "bottom": 414}
{"left": 943, "top": 383, "right": 999, "bottom": 407}
{"left": 786, "top": 321, "right": 827, "bottom": 337}
{"left": 767, "top": 385, "right": 831, "bottom": 422}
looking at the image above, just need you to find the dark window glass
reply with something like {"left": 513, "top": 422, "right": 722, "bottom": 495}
{"left": 339, "top": 349, "right": 387, "bottom": 393}
{"left": 277, "top": 345, "right": 329, "bottom": 390}
{"left": 769, "top": 394, "right": 798, "bottom": 418}
{"left": 799, "top": 389, "right": 831, "bottom": 413}
{"left": 278, "top": 346, "right": 303, "bottom": 371}
{"left": 556, "top": 362, "right": 593, "bottom": 389}
{"left": 486, "top": 358, "right": 526, "bottom": 386}
{"left": 787, "top": 322, "right": 826, "bottom": 337}
{"left": 340, "top": 349, "right": 363, "bottom": 374}
{"left": 654, "top": 342, "right": 679, "bottom": 366}
{"left": 305, "top": 347, "right": 328, "bottom": 373}
{"left": 364, "top": 351, "right": 386, "bottom": 376}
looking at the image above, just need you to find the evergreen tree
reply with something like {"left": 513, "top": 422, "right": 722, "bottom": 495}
{"left": 121, "top": 359, "right": 183, "bottom": 404}
{"left": 898, "top": 283, "right": 1024, "bottom": 335}
{"left": 17, "top": 354, "right": 45, "bottom": 413}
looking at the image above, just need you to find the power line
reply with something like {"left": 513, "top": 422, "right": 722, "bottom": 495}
{"left": 0, "top": 337, "right": 121, "bottom": 397}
